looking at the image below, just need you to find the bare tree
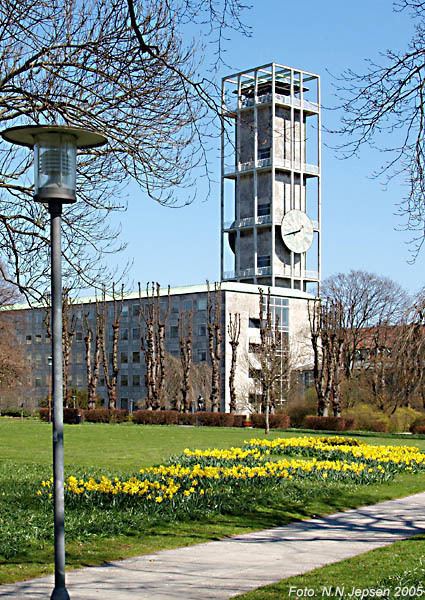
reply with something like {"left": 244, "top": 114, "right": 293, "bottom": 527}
{"left": 0, "top": 279, "right": 25, "bottom": 397}
{"left": 99, "top": 284, "right": 123, "bottom": 409}
{"left": 308, "top": 299, "right": 345, "bottom": 417}
{"left": 140, "top": 283, "right": 170, "bottom": 409}
{"left": 322, "top": 271, "right": 408, "bottom": 380}
{"left": 227, "top": 312, "right": 241, "bottom": 413}
{"left": 62, "top": 289, "right": 77, "bottom": 407}
{"left": 390, "top": 294, "right": 425, "bottom": 411}
{"left": 83, "top": 301, "right": 102, "bottom": 410}
{"left": 207, "top": 282, "right": 222, "bottom": 412}
{"left": 178, "top": 310, "right": 193, "bottom": 413}
{"left": 333, "top": 1, "right": 425, "bottom": 256}
{"left": 0, "top": 0, "right": 249, "bottom": 300}
{"left": 249, "top": 288, "right": 289, "bottom": 434}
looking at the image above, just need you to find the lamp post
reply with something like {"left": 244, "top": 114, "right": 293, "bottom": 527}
{"left": 1, "top": 125, "right": 107, "bottom": 600}
{"left": 48, "top": 355, "right": 53, "bottom": 423}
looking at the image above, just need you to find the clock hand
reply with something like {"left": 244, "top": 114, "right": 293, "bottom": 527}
{"left": 285, "top": 228, "right": 302, "bottom": 235}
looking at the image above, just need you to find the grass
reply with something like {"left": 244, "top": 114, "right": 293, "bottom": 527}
{"left": 1, "top": 419, "right": 425, "bottom": 586}
{"left": 236, "top": 535, "right": 425, "bottom": 599}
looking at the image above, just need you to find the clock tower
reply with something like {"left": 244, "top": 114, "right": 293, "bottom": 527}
{"left": 220, "top": 62, "right": 321, "bottom": 293}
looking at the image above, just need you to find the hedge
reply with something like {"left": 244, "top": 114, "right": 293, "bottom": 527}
{"left": 303, "top": 415, "right": 355, "bottom": 431}
{"left": 37, "top": 408, "right": 289, "bottom": 428}
{"left": 250, "top": 413, "right": 290, "bottom": 429}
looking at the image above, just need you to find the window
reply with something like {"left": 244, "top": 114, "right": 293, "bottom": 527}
{"left": 197, "top": 298, "right": 207, "bottom": 310}
{"left": 132, "top": 327, "right": 140, "bottom": 340}
{"left": 249, "top": 317, "right": 260, "bottom": 329}
{"left": 121, "top": 351, "right": 128, "bottom": 364}
{"left": 35, "top": 334, "right": 42, "bottom": 343}
{"left": 122, "top": 305, "right": 129, "bottom": 316}
{"left": 132, "top": 374, "right": 140, "bottom": 387}
{"left": 35, "top": 377, "right": 42, "bottom": 388}
{"left": 121, "top": 374, "right": 128, "bottom": 387}
{"left": 257, "top": 255, "right": 271, "bottom": 268}
{"left": 183, "top": 299, "right": 192, "bottom": 311}
{"left": 249, "top": 367, "right": 260, "bottom": 380}
{"left": 132, "top": 304, "right": 140, "bottom": 317}
{"left": 132, "top": 351, "right": 140, "bottom": 363}
{"left": 121, "top": 398, "right": 128, "bottom": 410}
{"left": 197, "top": 324, "right": 207, "bottom": 337}
{"left": 257, "top": 203, "right": 270, "bottom": 217}
{"left": 99, "top": 377, "right": 105, "bottom": 387}
{"left": 170, "top": 325, "right": 179, "bottom": 338}
{"left": 258, "top": 147, "right": 271, "bottom": 160}
{"left": 76, "top": 353, "right": 83, "bottom": 365}
{"left": 76, "top": 331, "right": 83, "bottom": 342}
{"left": 121, "top": 328, "right": 129, "bottom": 341}
{"left": 26, "top": 335, "right": 32, "bottom": 344}
{"left": 249, "top": 342, "right": 261, "bottom": 353}
{"left": 197, "top": 349, "right": 207, "bottom": 362}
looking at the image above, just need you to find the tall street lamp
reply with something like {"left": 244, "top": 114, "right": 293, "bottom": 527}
{"left": 1, "top": 125, "right": 107, "bottom": 600}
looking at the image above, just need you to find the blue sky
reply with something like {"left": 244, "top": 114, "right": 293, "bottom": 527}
{"left": 109, "top": 0, "right": 422, "bottom": 294}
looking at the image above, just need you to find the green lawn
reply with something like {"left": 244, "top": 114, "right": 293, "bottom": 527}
{"left": 236, "top": 535, "right": 425, "bottom": 599}
{"left": 1, "top": 418, "right": 425, "bottom": 587}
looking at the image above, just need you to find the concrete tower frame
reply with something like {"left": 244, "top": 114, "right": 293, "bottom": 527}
{"left": 220, "top": 62, "right": 321, "bottom": 294}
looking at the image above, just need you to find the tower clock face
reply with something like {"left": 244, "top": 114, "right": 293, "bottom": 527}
{"left": 281, "top": 210, "right": 314, "bottom": 253}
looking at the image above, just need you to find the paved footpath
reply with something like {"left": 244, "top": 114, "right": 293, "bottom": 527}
{"left": 1, "top": 492, "right": 425, "bottom": 600}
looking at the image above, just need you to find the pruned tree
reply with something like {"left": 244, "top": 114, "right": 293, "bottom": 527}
{"left": 308, "top": 298, "right": 345, "bottom": 417}
{"left": 62, "top": 289, "right": 77, "bottom": 407}
{"left": 83, "top": 300, "right": 102, "bottom": 410}
{"left": 0, "top": 0, "right": 250, "bottom": 301}
{"left": 227, "top": 312, "right": 241, "bottom": 413}
{"left": 140, "top": 282, "right": 170, "bottom": 409}
{"left": 0, "top": 279, "right": 25, "bottom": 398}
{"left": 249, "top": 288, "right": 289, "bottom": 434}
{"left": 206, "top": 281, "right": 222, "bottom": 412}
{"left": 99, "top": 284, "right": 123, "bottom": 409}
{"left": 390, "top": 294, "right": 425, "bottom": 411}
{"left": 333, "top": 1, "right": 425, "bottom": 256}
{"left": 178, "top": 310, "right": 193, "bottom": 413}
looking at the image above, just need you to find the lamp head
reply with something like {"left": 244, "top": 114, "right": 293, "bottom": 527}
{"left": 1, "top": 125, "right": 107, "bottom": 204}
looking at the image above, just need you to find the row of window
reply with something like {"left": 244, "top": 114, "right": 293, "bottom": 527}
{"left": 26, "top": 323, "right": 209, "bottom": 345}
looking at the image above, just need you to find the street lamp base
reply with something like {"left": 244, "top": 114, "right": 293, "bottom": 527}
{"left": 51, "top": 586, "right": 70, "bottom": 600}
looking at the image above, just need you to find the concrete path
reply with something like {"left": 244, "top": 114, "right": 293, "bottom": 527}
{"left": 1, "top": 492, "right": 425, "bottom": 599}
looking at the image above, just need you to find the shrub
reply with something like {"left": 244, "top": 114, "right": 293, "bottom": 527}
{"left": 303, "top": 416, "right": 353, "bottom": 431}
{"left": 83, "top": 408, "right": 128, "bottom": 423}
{"left": 1, "top": 407, "right": 31, "bottom": 418}
{"left": 39, "top": 408, "right": 49, "bottom": 422}
{"left": 345, "top": 404, "right": 390, "bottom": 433}
{"left": 410, "top": 417, "right": 425, "bottom": 434}
{"left": 132, "top": 410, "right": 171, "bottom": 425}
{"left": 286, "top": 396, "right": 317, "bottom": 428}
{"left": 39, "top": 407, "right": 82, "bottom": 424}
{"left": 195, "top": 412, "right": 222, "bottom": 427}
{"left": 251, "top": 413, "right": 290, "bottom": 429}
{"left": 177, "top": 413, "right": 196, "bottom": 425}
{"left": 232, "top": 414, "right": 247, "bottom": 427}
{"left": 389, "top": 407, "right": 424, "bottom": 433}
{"left": 413, "top": 425, "right": 425, "bottom": 435}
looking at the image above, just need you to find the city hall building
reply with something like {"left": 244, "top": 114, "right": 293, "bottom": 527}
{"left": 6, "top": 62, "right": 320, "bottom": 412}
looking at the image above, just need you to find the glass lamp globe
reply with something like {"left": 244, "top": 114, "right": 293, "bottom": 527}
{"left": 1, "top": 125, "right": 107, "bottom": 203}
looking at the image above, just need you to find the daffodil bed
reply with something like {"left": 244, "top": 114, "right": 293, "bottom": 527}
{"left": 36, "top": 436, "right": 425, "bottom": 510}
{"left": 2, "top": 432, "right": 425, "bottom": 584}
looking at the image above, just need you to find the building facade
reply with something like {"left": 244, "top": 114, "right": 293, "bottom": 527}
{"left": 8, "top": 282, "right": 312, "bottom": 412}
